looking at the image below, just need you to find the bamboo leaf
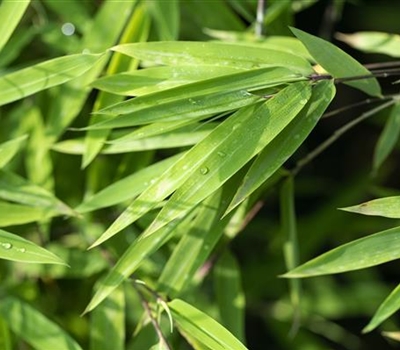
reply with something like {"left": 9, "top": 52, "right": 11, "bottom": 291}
{"left": 373, "top": 102, "right": 400, "bottom": 172}
{"left": 111, "top": 41, "right": 313, "bottom": 75}
{"left": 0, "top": 53, "right": 103, "bottom": 107}
{"left": 290, "top": 27, "right": 382, "bottom": 97}
{"left": 0, "top": 135, "right": 27, "bottom": 168}
{"left": 337, "top": 31, "right": 400, "bottom": 58}
{"left": 214, "top": 251, "right": 246, "bottom": 342}
{"left": 340, "top": 196, "right": 400, "bottom": 219}
{"left": 90, "top": 285, "right": 125, "bottom": 350}
{"left": 169, "top": 299, "right": 248, "bottom": 350}
{"left": 226, "top": 80, "right": 335, "bottom": 213}
{"left": 0, "top": 228, "right": 65, "bottom": 264}
{"left": 0, "top": 297, "right": 82, "bottom": 350}
{"left": 90, "top": 82, "right": 310, "bottom": 248}
{"left": 76, "top": 154, "right": 181, "bottom": 213}
{"left": 84, "top": 213, "right": 195, "bottom": 313}
{"left": 363, "top": 283, "right": 400, "bottom": 333}
{"left": 86, "top": 67, "right": 302, "bottom": 129}
{"left": 283, "top": 226, "right": 400, "bottom": 278}
{"left": 0, "top": 0, "right": 30, "bottom": 52}
{"left": 0, "top": 202, "right": 54, "bottom": 226}
{"left": 144, "top": 81, "right": 311, "bottom": 237}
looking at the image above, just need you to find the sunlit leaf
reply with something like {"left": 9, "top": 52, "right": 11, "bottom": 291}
{"left": 373, "top": 102, "right": 400, "bottom": 172}
{"left": 226, "top": 80, "right": 335, "bottom": 213}
{"left": 0, "top": 297, "right": 82, "bottom": 350}
{"left": 143, "top": 81, "right": 311, "bottom": 237}
{"left": 111, "top": 41, "right": 313, "bottom": 75}
{"left": 0, "top": 201, "right": 54, "bottom": 227}
{"left": 0, "top": 53, "right": 103, "bottom": 107}
{"left": 363, "top": 282, "right": 400, "bottom": 333}
{"left": 0, "top": 0, "right": 30, "bottom": 52}
{"left": 0, "top": 135, "right": 27, "bottom": 168}
{"left": 90, "top": 82, "right": 310, "bottom": 248}
{"left": 76, "top": 154, "right": 181, "bottom": 213}
{"left": 0, "top": 228, "right": 65, "bottom": 264}
{"left": 337, "top": 31, "right": 400, "bottom": 58}
{"left": 169, "top": 299, "right": 247, "bottom": 350}
{"left": 84, "top": 213, "right": 195, "bottom": 313}
{"left": 214, "top": 251, "right": 246, "bottom": 342}
{"left": 290, "top": 27, "right": 382, "bottom": 97}
{"left": 90, "top": 285, "right": 125, "bottom": 350}
{"left": 86, "top": 67, "right": 303, "bottom": 130}
{"left": 283, "top": 226, "right": 400, "bottom": 278}
{"left": 340, "top": 196, "right": 400, "bottom": 219}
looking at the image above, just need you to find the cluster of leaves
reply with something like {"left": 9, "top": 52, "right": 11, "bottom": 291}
{"left": 1, "top": 0, "right": 400, "bottom": 349}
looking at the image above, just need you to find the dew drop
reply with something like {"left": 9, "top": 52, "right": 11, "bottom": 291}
{"left": 232, "top": 123, "right": 242, "bottom": 131}
{"left": 188, "top": 98, "right": 197, "bottom": 105}
{"left": 19, "top": 248, "right": 26, "bottom": 253}
{"left": 182, "top": 165, "right": 189, "bottom": 171}
{"left": 217, "top": 151, "right": 226, "bottom": 157}
{"left": 1, "top": 243, "right": 12, "bottom": 250}
{"left": 61, "top": 23, "right": 75, "bottom": 36}
{"left": 150, "top": 179, "right": 156, "bottom": 185}
{"left": 200, "top": 167, "right": 209, "bottom": 175}
{"left": 300, "top": 99, "right": 308, "bottom": 105}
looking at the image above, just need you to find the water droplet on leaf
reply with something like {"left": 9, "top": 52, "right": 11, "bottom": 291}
{"left": 200, "top": 167, "right": 209, "bottom": 175}
{"left": 1, "top": 243, "right": 12, "bottom": 250}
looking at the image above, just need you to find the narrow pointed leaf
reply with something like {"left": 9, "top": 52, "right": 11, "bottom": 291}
{"left": 227, "top": 80, "right": 335, "bottom": 213}
{"left": 87, "top": 67, "right": 303, "bottom": 130}
{"left": 340, "top": 196, "right": 400, "bottom": 218}
{"left": 363, "top": 283, "right": 400, "bottom": 333}
{"left": 290, "top": 27, "right": 381, "bottom": 97}
{"left": 0, "top": 53, "right": 103, "bottom": 106}
{"left": 0, "top": 0, "right": 30, "bottom": 52}
{"left": 144, "top": 82, "right": 311, "bottom": 236}
{"left": 337, "top": 31, "right": 400, "bottom": 58}
{"left": 0, "top": 297, "right": 82, "bottom": 350}
{"left": 0, "top": 228, "right": 66, "bottom": 264}
{"left": 0, "top": 170, "right": 74, "bottom": 215}
{"left": 214, "top": 251, "right": 246, "bottom": 342}
{"left": 76, "top": 154, "right": 181, "bottom": 213}
{"left": 283, "top": 226, "right": 400, "bottom": 278}
{"left": 111, "top": 41, "right": 313, "bottom": 75}
{"left": 91, "top": 82, "right": 310, "bottom": 248}
{"left": 0, "top": 135, "right": 27, "bottom": 168}
{"left": 84, "top": 214, "right": 194, "bottom": 313}
{"left": 0, "top": 202, "right": 54, "bottom": 226}
{"left": 90, "top": 285, "right": 125, "bottom": 350}
{"left": 373, "top": 102, "right": 400, "bottom": 172}
{"left": 168, "top": 299, "right": 247, "bottom": 350}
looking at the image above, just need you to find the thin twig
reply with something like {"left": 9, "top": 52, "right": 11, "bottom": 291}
{"left": 291, "top": 100, "right": 396, "bottom": 176}
{"left": 255, "top": 0, "right": 266, "bottom": 37}
{"left": 134, "top": 283, "right": 172, "bottom": 350}
{"left": 365, "top": 61, "right": 400, "bottom": 69}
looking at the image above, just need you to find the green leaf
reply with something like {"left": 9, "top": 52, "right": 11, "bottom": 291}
{"left": 143, "top": 81, "right": 311, "bottom": 237}
{"left": 169, "top": 299, "right": 248, "bottom": 350}
{"left": 290, "top": 27, "right": 382, "bottom": 97}
{"left": 214, "top": 251, "right": 246, "bottom": 342}
{"left": 337, "top": 31, "right": 400, "bottom": 58}
{"left": 373, "top": 102, "right": 400, "bottom": 172}
{"left": 0, "top": 135, "right": 27, "bottom": 168}
{"left": 84, "top": 213, "right": 195, "bottom": 313}
{"left": 0, "top": 201, "right": 54, "bottom": 226}
{"left": 283, "top": 226, "right": 400, "bottom": 278}
{"left": 0, "top": 170, "right": 74, "bottom": 216}
{"left": 147, "top": 0, "right": 179, "bottom": 41}
{"left": 91, "top": 65, "right": 245, "bottom": 96}
{"left": 90, "top": 285, "right": 125, "bottom": 350}
{"left": 0, "top": 228, "right": 65, "bottom": 264}
{"left": 0, "top": 297, "right": 82, "bottom": 350}
{"left": 0, "top": 0, "right": 30, "bottom": 52}
{"left": 0, "top": 316, "right": 11, "bottom": 350}
{"left": 111, "top": 41, "right": 313, "bottom": 75}
{"left": 90, "top": 81, "right": 311, "bottom": 248}
{"left": 76, "top": 154, "right": 181, "bottom": 213}
{"left": 363, "top": 282, "right": 400, "bottom": 333}
{"left": 0, "top": 53, "right": 103, "bottom": 107}
{"left": 340, "top": 196, "right": 400, "bottom": 219}
{"left": 86, "top": 67, "right": 302, "bottom": 130}
{"left": 226, "top": 80, "right": 335, "bottom": 213}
